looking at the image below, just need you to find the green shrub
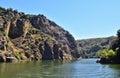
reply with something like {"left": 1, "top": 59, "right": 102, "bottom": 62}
{"left": 107, "top": 49, "right": 116, "bottom": 57}
{"left": 13, "top": 52, "right": 20, "bottom": 59}
{"left": 117, "top": 29, "right": 120, "bottom": 38}
{"left": 99, "top": 49, "right": 116, "bottom": 58}
{"left": 100, "top": 50, "right": 108, "bottom": 58}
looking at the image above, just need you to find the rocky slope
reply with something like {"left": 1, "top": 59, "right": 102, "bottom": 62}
{"left": 77, "top": 36, "right": 116, "bottom": 58}
{"left": 0, "top": 7, "right": 80, "bottom": 62}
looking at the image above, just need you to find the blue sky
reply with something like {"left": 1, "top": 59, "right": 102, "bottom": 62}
{"left": 0, "top": 0, "right": 120, "bottom": 39}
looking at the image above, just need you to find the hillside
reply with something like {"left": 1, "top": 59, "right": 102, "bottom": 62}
{"left": 77, "top": 36, "right": 116, "bottom": 58}
{"left": 0, "top": 7, "right": 80, "bottom": 62}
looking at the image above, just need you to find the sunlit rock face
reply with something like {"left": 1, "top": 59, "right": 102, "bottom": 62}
{"left": 0, "top": 7, "right": 81, "bottom": 62}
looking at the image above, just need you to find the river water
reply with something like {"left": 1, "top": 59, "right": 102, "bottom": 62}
{"left": 0, "top": 59, "right": 120, "bottom": 78}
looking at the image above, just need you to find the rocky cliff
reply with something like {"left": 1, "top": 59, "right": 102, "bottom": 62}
{"left": 0, "top": 7, "right": 80, "bottom": 62}
{"left": 77, "top": 36, "right": 115, "bottom": 58}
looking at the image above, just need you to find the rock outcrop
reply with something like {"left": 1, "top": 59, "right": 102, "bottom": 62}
{"left": 0, "top": 7, "right": 80, "bottom": 62}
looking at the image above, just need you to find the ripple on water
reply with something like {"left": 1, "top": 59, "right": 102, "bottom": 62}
{"left": 1, "top": 59, "right": 120, "bottom": 78}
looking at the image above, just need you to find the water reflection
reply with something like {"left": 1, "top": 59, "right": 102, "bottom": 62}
{"left": 108, "top": 64, "right": 120, "bottom": 77}
{"left": 0, "top": 59, "right": 120, "bottom": 78}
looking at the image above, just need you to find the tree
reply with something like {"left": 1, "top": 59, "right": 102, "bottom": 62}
{"left": 107, "top": 49, "right": 116, "bottom": 57}
{"left": 0, "top": 7, "right": 5, "bottom": 13}
{"left": 117, "top": 29, "right": 120, "bottom": 38}
{"left": 14, "top": 10, "right": 18, "bottom": 13}
{"left": 7, "top": 8, "right": 13, "bottom": 12}
{"left": 0, "top": 7, "right": 5, "bottom": 11}
{"left": 99, "top": 49, "right": 116, "bottom": 58}
{"left": 99, "top": 49, "right": 108, "bottom": 58}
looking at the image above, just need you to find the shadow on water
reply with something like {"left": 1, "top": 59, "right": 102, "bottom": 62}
{"left": 108, "top": 64, "right": 120, "bottom": 77}
{"left": 108, "top": 64, "right": 120, "bottom": 70}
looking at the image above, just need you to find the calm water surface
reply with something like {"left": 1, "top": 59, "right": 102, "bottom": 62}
{"left": 0, "top": 59, "right": 120, "bottom": 78}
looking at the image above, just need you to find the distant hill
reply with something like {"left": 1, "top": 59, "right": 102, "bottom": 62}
{"left": 77, "top": 36, "right": 116, "bottom": 58}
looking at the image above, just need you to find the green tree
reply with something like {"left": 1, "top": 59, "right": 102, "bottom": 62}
{"left": 99, "top": 49, "right": 116, "bottom": 58}
{"left": 107, "top": 49, "right": 116, "bottom": 57}
{"left": 117, "top": 29, "right": 120, "bottom": 38}
{"left": 100, "top": 50, "right": 108, "bottom": 58}
{"left": 7, "top": 8, "right": 13, "bottom": 12}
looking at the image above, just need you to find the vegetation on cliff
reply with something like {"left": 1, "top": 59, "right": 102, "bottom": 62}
{"left": 0, "top": 7, "right": 80, "bottom": 62}
{"left": 99, "top": 29, "right": 120, "bottom": 64}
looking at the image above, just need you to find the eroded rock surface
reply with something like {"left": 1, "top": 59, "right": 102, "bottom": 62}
{"left": 0, "top": 7, "right": 80, "bottom": 62}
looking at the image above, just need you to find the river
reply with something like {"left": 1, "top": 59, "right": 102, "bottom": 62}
{"left": 0, "top": 59, "right": 120, "bottom": 78}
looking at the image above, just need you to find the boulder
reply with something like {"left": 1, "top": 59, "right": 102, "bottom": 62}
{"left": 0, "top": 54, "right": 6, "bottom": 62}
{"left": 6, "top": 57, "right": 18, "bottom": 62}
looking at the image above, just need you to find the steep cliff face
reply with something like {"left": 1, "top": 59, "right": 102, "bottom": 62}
{"left": 30, "top": 15, "right": 79, "bottom": 57}
{"left": 77, "top": 36, "right": 115, "bottom": 58}
{"left": 0, "top": 7, "right": 80, "bottom": 62}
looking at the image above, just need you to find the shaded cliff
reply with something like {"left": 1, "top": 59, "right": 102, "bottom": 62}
{"left": 77, "top": 36, "right": 115, "bottom": 58}
{"left": 0, "top": 7, "right": 80, "bottom": 62}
